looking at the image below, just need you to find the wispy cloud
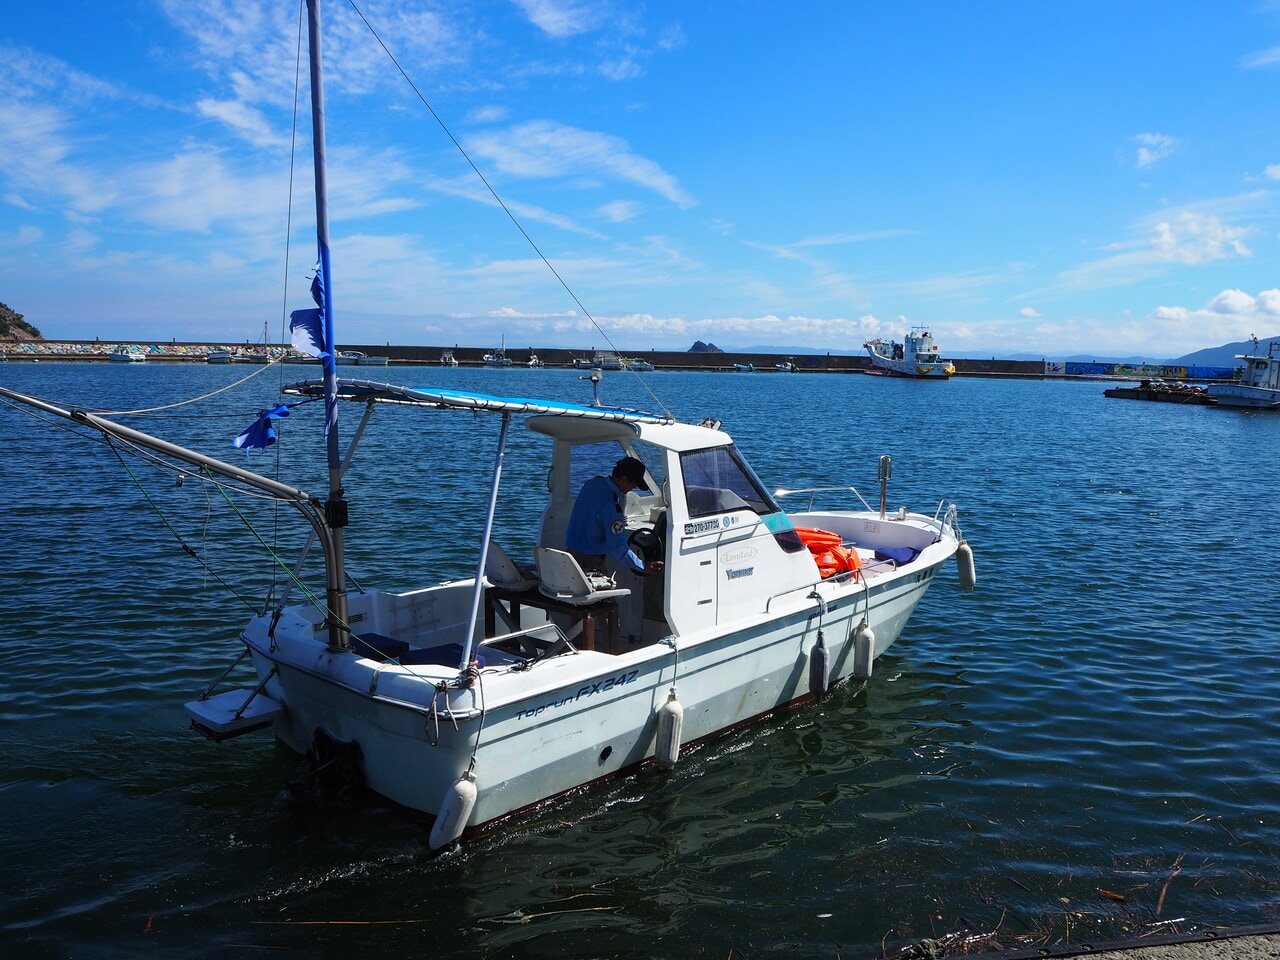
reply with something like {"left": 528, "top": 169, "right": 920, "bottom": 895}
{"left": 510, "top": 0, "right": 606, "bottom": 38}
{"left": 1133, "top": 132, "right": 1178, "bottom": 168}
{"left": 465, "top": 120, "right": 695, "bottom": 207}
{"left": 195, "top": 98, "right": 287, "bottom": 150}
{"left": 1037, "top": 201, "right": 1259, "bottom": 297}
{"left": 422, "top": 171, "right": 608, "bottom": 238}
{"left": 597, "top": 200, "right": 639, "bottom": 222}
{"left": 1241, "top": 44, "right": 1280, "bottom": 69}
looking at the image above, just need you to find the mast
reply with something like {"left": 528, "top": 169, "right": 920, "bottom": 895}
{"left": 306, "top": 0, "right": 350, "bottom": 650}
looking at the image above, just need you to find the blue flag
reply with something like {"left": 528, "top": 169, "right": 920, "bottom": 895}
{"left": 289, "top": 260, "right": 329, "bottom": 358}
{"left": 233, "top": 403, "right": 291, "bottom": 450}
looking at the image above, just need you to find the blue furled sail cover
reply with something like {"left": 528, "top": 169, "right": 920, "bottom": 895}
{"left": 289, "top": 261, "right": 328, "bottom": 359}
{"left": 233, "top": 403, "right": 291, "bottom": 450}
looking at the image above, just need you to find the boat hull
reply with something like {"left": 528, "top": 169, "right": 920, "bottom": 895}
{"left": 247, "top": 537, "right": 953, "bottom": 833}
{"left": 865, "top": 360, "right": 957, "bottom": 378}
{"left": 1207, "top": 385, "right": 1280, "bottom": 409}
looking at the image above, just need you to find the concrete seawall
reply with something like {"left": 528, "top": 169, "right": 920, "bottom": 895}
{"left": 0, "top": 340, "right": 1054, "bottom": 378}
{"left": 0, "top": 340, "right": 1237, "bottom": 382}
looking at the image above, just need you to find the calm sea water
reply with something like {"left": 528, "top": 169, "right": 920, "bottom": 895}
{"left": 2, "top": 362, "right": 1279, "bottom": 960}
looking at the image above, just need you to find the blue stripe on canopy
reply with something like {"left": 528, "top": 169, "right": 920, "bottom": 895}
{"left": 283, "top": 379, "right": 675, "bottom": 424}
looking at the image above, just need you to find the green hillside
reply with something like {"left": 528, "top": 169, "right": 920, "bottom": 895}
{"left": 0, "top": 303, "right": 43, "bottom": 340}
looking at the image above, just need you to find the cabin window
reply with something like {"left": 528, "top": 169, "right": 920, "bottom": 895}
{"left": 680, "top": 446, "right": 777, "bottom": 519}
{"left": 569, "top": 440, "right": 666, "bottom": 495}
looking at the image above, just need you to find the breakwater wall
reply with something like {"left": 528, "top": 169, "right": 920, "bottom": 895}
{"left": 0, "top": 340, "right": 1240, "bottom": 381}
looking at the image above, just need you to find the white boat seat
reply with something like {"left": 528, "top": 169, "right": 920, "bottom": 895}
{"left": 485, "top": 540, "right": 539, "bottom": 592}
{"left": 533, "top": 548, "right": 631, "bottom": 606}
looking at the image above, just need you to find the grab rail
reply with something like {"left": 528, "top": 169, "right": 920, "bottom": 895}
{"left": 773, "top": 485, "right": 875, "bottom": 512}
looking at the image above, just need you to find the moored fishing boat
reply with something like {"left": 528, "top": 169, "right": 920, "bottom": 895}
{"left": 483, "top": 336, "right": 513, "bottom": 366}
{"left": 1208, "top": 340, "right": 1280, "bottom": 409}
{"left": 0, "top": 0, "right": 973, "bottom": 852}
{"left": 864, "top": 326, "right": 955, "bottom": 378}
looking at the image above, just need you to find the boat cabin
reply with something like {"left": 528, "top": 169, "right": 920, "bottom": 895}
{"left": 520, "top": 415, "right": 826, "bottom": 649}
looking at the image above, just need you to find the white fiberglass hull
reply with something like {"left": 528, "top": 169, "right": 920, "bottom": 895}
{"left": 246, "top": 525, "right": 954, "bottom": 833}
{"left": 1207, "top": 384, "right": 1280, "bottom": 409}
{"left": 866, "top": 352, "right": 953, "bottom": 378}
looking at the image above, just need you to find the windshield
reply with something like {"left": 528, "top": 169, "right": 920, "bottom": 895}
{"left": 680, "top": 445, "right": 777, "bottom": 519}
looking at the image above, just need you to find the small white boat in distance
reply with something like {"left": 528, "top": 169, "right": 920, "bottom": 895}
{"left": 1209, "top": 340, "right": 1280, "bottom": 409}
{"left": 108, "top": 347, "right": 146, "bottom": 362}
{"left": 440, "top": 349, "right": 459, "bottom": 366}
{"left": 864, "top": 326, "right": 955, "bottom": 378}
{"left": 483, "top": 336, "right": 513, "bottom": 367}
{"left": 336, "top": 350, "right": 389, "bottom": 366}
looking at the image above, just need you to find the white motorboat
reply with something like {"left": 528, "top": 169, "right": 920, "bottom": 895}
{"left": 864, "top": 326, "right": 955, "bottom": 378}
{"left": 1208, "top": 341, "right": 1280, "bottom": 409}
{"left": 108, "top": 347, "right": 147, "bottom": 362}
{"left": 594, "top": 351, "right": 624, "bottom": 371}
{"left": 335, "top": 350, "right": 389, "bottom": 366}
{"left": 440, "top": 349, "right": 459, "bottom": 366}
{"left": 0, "top": 0, "right": 974, "bottom": 851}
{"left": 206, "top": 348, "right": 234, "bottom": 364}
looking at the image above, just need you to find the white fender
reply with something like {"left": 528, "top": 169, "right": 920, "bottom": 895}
{"left": 853, "top": 620, "right": 876, "bottom": 681}
{"left": 957, "top": 539, "right": 977, "bottom": 591}
{"left": 655, "top": 689, "right": 684, "bottom": 770}
{"left": 428, "top": 770, "right": 477, "bottom": 850}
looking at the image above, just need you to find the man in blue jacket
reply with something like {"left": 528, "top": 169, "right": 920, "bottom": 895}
{"left": 565, "top": 456, "right": 664, "bottom": 576}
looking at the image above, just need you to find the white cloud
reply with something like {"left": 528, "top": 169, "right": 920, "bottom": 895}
{"left": 468, "top": 105, "right": 510, "bottom": 124}
{"left": 1133, "top": 132, "right": 1178, "bottom": 168}
{"left": 465, "top": 120, "right": 695, "bottom": 207}
{"left": 1265, "top": 164, "right": 1280, "bottom": 180}
{"left": 510, "top": 0, "right": 604, "bottom": 38}
{"left": 1241, "top": 45, "right": 1280, "bottom": 69}
{"left": 597, "top": 200, "right": 639, "bottom": 222}
{"left": 1018, "top": 307, "right": 1041, "bottom": 319}
{"left": 1138, "top": 289, "right": 1280, "bottom": 353}
{"left": 196, "top": 98, "right": 287, "bottom": 149}
{"left": 1051, "top": 209, "right": 1252, "bottom": 294}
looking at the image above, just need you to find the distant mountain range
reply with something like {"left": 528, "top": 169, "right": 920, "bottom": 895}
{"left": 1007, "top": 335, "right": 1280, "bottom": 366}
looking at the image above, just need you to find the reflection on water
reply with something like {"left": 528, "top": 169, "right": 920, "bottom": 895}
{"left": 2, "top": 363, "right": 1279, "bottom": 958}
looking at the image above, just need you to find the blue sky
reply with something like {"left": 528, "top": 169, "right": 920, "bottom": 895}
{"left": 3, "top": 1, "right": 1280, "bottom": 359}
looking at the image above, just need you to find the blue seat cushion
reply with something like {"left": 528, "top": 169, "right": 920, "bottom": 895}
{"left": 351, "top": 632, "right": 409, "bottom": 659}
{"left": 874, "top": 546, "right": 919, "bottom": 564}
